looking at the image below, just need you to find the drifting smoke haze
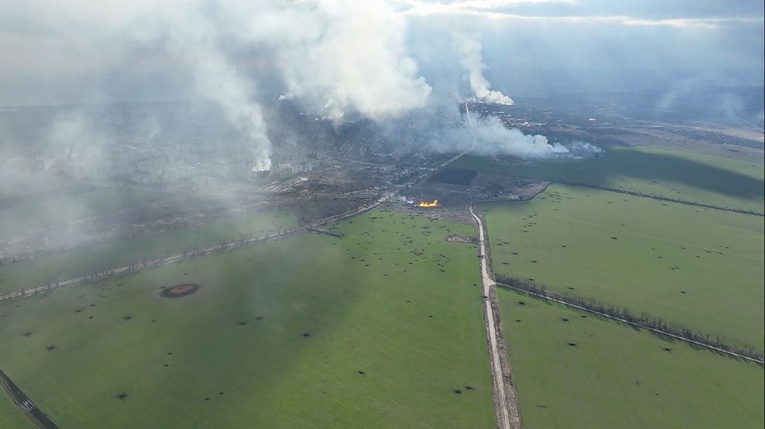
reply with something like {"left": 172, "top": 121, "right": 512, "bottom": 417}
{"left": 452, "top": 31, "right": 515, "bottom": 106}
{"left": 3, "top": 0, "right": 762, "bottom": 174}
{"left": 469, "top": 116, "right": 566, "bottom": 157}
{"left": 0, "top": 0, "right": 579, "bottom": 175}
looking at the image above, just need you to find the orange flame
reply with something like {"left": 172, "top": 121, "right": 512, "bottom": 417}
{"left": 417, "top": 199, "right": 439, "bottom": 208}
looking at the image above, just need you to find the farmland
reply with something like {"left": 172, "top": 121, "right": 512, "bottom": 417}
{"left": 498, "top": 288, "right": 764, "bottom": 429}
{"left": 0, "top": 389, "right": 35, "bottom": 429}
{"left": 483, "top": 184, "right": 764, "bottom": 351}
{"left": 457, "top": 145, "right": 764, "bottom": 213}
{"left": 0, "top": 210, "right": 494, "bottom": 428}
{"left": 0, "top": 210, "right": 295, "bottom": 295}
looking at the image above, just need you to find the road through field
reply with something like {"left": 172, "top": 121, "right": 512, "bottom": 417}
{"left": 471, "top": 205, "right": 522, "bottom": 429}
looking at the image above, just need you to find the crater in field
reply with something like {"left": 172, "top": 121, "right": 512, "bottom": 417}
{"left": 160, "top": 284, "right": 200, "bottom": 299}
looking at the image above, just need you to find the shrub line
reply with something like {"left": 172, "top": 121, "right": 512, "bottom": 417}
{"left": 495, "top": 275, "right": 764, "bottom": 365}
{"left": 557, "top": 181, "right": 764, "bottom": 217}
{"left": 0, "top": 193, "right": 392, "bottom": 304}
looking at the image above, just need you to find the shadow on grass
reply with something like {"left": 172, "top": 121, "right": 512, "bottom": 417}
{"left": 0, "top": 232, "right": 370, "bottom": 428}
{"left": 507, "top": 288, "right": 763, "bottom": 366}
{"left": 462, "top": 148, "right": 763, "bottom": 202}
{"left": 580, "top": 150, "right": 763, "bottom": 200}
{"left": 1, "top": 211, "right": 492, "bottom": 427}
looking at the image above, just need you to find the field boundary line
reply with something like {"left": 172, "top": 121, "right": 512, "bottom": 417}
{"left": 0, "top": 146, "right": 475, "bottom": 304}
{"left": 0, "top": 189, "right": 401, "bottom": 304}
{"left": 0, "top": 228, "right": 301, "bottom": 303}
{"left": 496, "top": 280, "right": 764, "bottom": 365}
{"left": 557, "top": 181, "right": 764, "bottom": 217}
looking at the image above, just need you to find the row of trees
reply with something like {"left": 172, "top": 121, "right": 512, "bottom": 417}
{"left": 3, "top": 228, "right": 308, "bottom": 303}
{"left": 495, "top": 274, "right": 764, "bottom": 363}
{"left": 559, "top": 181, "right": 764, "bottom": 217}
{"left": 0, "top": 221, "right": 180, "bottom": 268}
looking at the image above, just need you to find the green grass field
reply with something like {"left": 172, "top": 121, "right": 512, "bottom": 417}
{"left": 498, "top": 288, "right": 764, "bottom": 429}
{"left": 483, "top": 184, "right": 764, "bottom": 351}
{"left": 0, "top": 390, "right": 36, "bottom": 429}
{"left": 457, "top": 145, "right": 764, "bottom": 212}
{"left": 0, "top": 210, "right": 494, "bottom": 428}
{"left": 0, "top": 211, "right": 295, "bottom": 295}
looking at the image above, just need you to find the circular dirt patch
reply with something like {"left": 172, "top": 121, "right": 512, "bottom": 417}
{"left": 160, "top": 284, "right": 200, "bottom": 299}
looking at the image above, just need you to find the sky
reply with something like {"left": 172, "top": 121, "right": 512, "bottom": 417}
{"left": 0, "top": 0, "right": 762, "bottom": 169}
{"left": 0, "top": 0, "right": 761, "bottom": 107}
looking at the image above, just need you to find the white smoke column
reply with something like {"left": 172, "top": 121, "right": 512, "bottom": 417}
{"left": 142, "top": 5, "right": 272, "bottom": 171}
{"left": 47, "top": 115, "right": 111, "bottom": 179}
{"left": 241, "top": 0, "right": 432, "bottom": 121}
{"left": 453, "top": 31, "right": 514, "bottom": 105}
{"left": 192, "top": 53, "right": 271, "bottom": 172}
{"left": 465, "top": 103, "right": 477, "bottom": 150}
{"left": 472, "top": 116, "right": 566, "bottom": 157}
{"left": 565, "top": 140, "right": 604, "bottom": 158}
{"left": 22, "top": 0, "right": 274, "bottom": 172}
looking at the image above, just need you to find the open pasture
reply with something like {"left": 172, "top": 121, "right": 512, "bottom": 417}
{"left": 457, "top": 145, "right": 764, "bottom": 212}
{"left": 0, "top": 210, "right": 493, "bottom": 428}
{"left": 0, "top": 211, "right": 294, "bottom": 295}
{"left": 484, "top": 184, "right": 764, "bottom": 351}
{"left": 498, "top": 288, "right": 764, "bottom": 429}
{"left": 0, "top": 388, "right": 35, "bottom": 429}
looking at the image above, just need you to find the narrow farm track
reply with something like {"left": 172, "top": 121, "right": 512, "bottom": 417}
{"left": 471, "top": 205, "right": 522, "bottom": 429}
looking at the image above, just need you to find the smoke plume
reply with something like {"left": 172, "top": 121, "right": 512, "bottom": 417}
{"left": 0, "top": 0, "right": 579, "bottom": 169}
{"left": 452, "top": 31, "right": 515, "bottom": 106}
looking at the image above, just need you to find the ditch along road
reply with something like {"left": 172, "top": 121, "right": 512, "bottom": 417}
{"left": 470, "top": 205, "right": 522, "bottom": 429}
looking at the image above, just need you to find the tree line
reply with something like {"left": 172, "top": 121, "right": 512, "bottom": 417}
{"left": 495, "top": 274, "right": 764, "bottom": 364}
{"left": 558, "top": 181, "right": 764, "bottom": 217}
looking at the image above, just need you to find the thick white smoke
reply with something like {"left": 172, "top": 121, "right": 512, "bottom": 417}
{"left": 15, "top": 1, "right": 275, "bottom": 171}
{"left": 47, "top": 115, "right": 112, "bottom": 179}
{"left": 3, "top": 0, "right": 576, "bottom": 164}
{"left": 470, "top": 116, "right": 566, "bottom": 157}
{"left": 242, "top": 0, "right": 433, "bottom": 121}
{"left": 452, "top": 31, "right": 515, "bottom": 106}
{"left": 156, "top": 6, "right": 273, "bottom": 171}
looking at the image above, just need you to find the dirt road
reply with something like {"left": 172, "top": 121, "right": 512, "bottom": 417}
{"left": 470, "top": 205, "right": 522, "bottom": 429}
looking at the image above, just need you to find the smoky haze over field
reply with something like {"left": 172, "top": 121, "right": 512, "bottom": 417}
{"left": 0, "top": 0, "right": 763, "bottom": 177}
{"left": 1, "top": 0, "right": 557, "bottom": 174}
